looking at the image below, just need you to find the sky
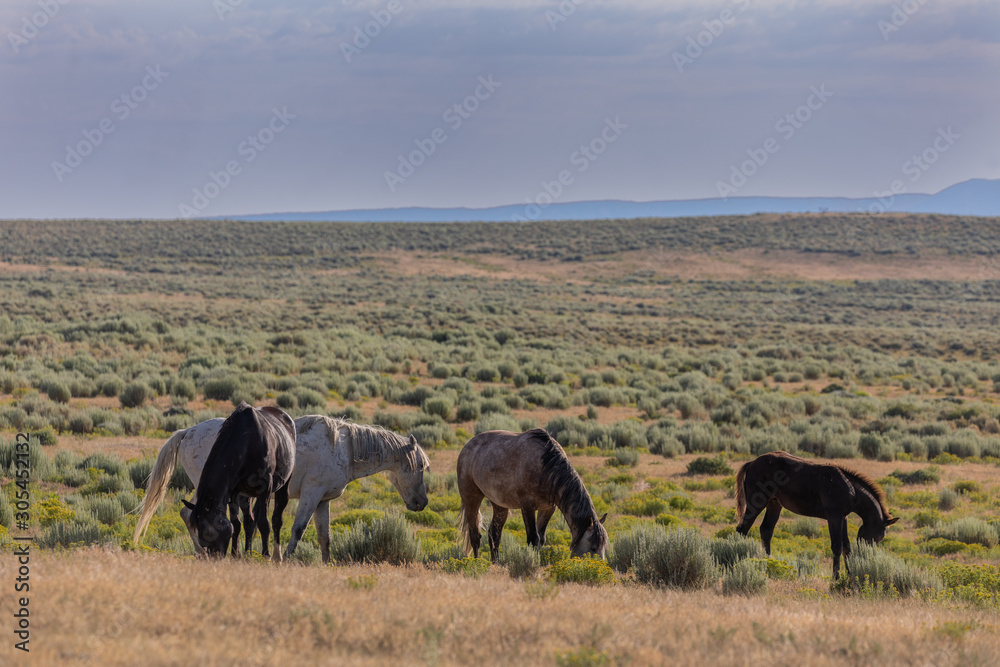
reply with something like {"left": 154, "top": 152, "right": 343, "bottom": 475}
{"left": 1, "top": 0, "right": 998, "bottom": 219}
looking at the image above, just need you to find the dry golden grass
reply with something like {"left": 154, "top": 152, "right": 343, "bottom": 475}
{"left": 7, "top": 548, "right": 997, "bottom": 666}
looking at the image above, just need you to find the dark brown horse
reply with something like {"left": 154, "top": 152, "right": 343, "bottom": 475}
{"left": 457, "top": 428, "right": 607, "bottom": 562}
{"left": 182, "top": 402, "right": 296, "bottom": 560}
{"left": 735, "top": 451, "right": 898, "bottom": 578}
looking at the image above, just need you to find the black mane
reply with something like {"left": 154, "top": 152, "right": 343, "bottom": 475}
{"left": 534, "top": 429, "right": 596, "bottom": 527}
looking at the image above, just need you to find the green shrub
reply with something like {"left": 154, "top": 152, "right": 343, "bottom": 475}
{"left": 891, "top": 467, "right": 940, "bottom": 485}
{"left": 548, "top": 557, "right": 615, "bottom": 586}
{"left": 119, "top": 381, "right": 152, "bottom": 408}
{"left": 938, "top": 487, "right": 959, "bottom": 511}
{"left": 927, "top": 517, "right": 999, "bottom": 548}
{"left": 294, "top": 388, "right": 326, "bottom": 409}
{"left": 921, "top": 538, "right": 969, "bottom": 556}
{"left": 331, "top": 509, "right": 385, "bottom": 527}
{"left": 711, "top": 533, "right": 765, "bottom": 570}
{"left": 0, "top": 493, "right": 12, "bottom": 528}
{"left": 38, "top": 521, "right": 106, "bottom": 548}
{"left": 34, "top": 425, "right": 58, "bottom": 446}
{"left": 832, "top": 542, "right": 941, "bottom": 597}
{"left": 61, "top": 468, "right": 90, "bottom": 488}
{"left": 423, "top": 396, "right": 455, "bottom": 421}
{"left": 722, "top": 558, "right": 767, "bottom": 596}
{"left": 329, "top": 513, "right": 421, "bottom": 565}
{"left": 81, "top": 452, "right": 125, "bottom": 477}
{"left": 606, "top": 448, "right": 639, "bottom": 468}
{"left": 289, "top": 541, "right": 321, "bottom": 566}
{"left": 203, "top": 377, "right": 240, "bottom": 401}
{"left": 276, "top": 392, "right": 297, "bottom": 409}
{"left": 441, "top": 557, "right": 491, "bottom": 578}
{"left": 687, "top": 455, "right": 731, "bottom": 476}
{"left": 611, "top": 524, "right": 716, "bottom": 590}
{"left": 46, "top": 382, "right": 71, "bottom": 404}
{"left": 84, "top": 495, "right": 124, "bottom": 525}
{"left": 500, "top": 532, "right": 541, "bottom": 579}
{"left": 87, "top": 473, "right": 134, "bottom": 495}
{"left": 621, "top": 493, "right": 667, "bottom": 517}
{"left": 788, "top": 516, "right": 823, "bottom": 538}
{"left": 540, "top": 544, "right": 571, "bottom": 566}
{"left": 953, "top": 480, "right": 981, "bottom": 495}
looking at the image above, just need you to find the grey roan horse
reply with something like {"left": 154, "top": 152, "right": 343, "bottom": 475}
{"left": 735, "top": 451, "right": 898, "bottom": 578}
{"left": 457, "top": 428, "right": 607, "bottom": 561}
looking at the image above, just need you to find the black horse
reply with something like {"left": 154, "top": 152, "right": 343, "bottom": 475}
{"left": 735, "top": 451, "right": 898, "bottom": 579}
{"left": 182, "top": 402, "right": 296, "bottom": 560}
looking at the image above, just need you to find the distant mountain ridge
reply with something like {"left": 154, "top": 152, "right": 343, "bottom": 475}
{"left": 213, "top": 178, "right": 999, "bottom": 223}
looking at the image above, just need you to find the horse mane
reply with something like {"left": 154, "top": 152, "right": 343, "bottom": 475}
{"left": 332, "top": 418, "right": 429, "bottom": 473}
{"left": 836, "top": 464, "right": 890, "bottom": 518}
{"left": 534, "top": 429, "right": 596, "bottom": 527}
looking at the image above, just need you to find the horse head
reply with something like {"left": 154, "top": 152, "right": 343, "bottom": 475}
{"left": 183, "top": 500, "right": 233, "bottom": 557}
{"left": 858, "top": 515, "right": 899, "bottom": 545}
{"left": 571, "top": 513, "right": 608, "bottom": 560}
{"left": 386, "top": 435, "right": 429, "bottom": 512}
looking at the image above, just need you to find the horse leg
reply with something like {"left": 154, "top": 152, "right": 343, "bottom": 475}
{"left": 488, "top": 506, "right": 509, "bottom": 564}
{"left": 241, "top": 496, "right": 255, "bottom": 554}
{"left": 759, "top": 501, "right": 782, "bottom": 556}
{"left": 313, "top": 500, "right": 332, "bottom": 564}
{"left": 285, "top": 488, "right": 324, "bottom": 561}
{"left": 827, "top": 513, "right": 845, "bottom": 580}
{"left": 229, "top": 496, "right": 242, "bottom": 557}
{"left": 458, "top": 487, "right": 485, "bottom": 559}
{"left": 255, "top": 495, "right": 272, "bottom": 559}
{"left": 270, "top": 484, "right": 289, "bottom": 563}
{"left": 522, "top": 505, "right": 539, "bottom": 549}
{"left": 535, "top": 506, "right": 556, "bottom": 548}
{"left": 735, "top": 496, "right": 767, "bottom": 544}
{"left": 840, "top": 516, "right": 852, "bottom": 572}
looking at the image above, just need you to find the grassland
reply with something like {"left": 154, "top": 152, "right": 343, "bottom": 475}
{"left": 3, "top": 213, "right": 1000, "bottom": 664}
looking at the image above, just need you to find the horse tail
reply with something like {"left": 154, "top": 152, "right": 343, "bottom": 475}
{"left": 456, "top": 499, "right": 482, "bottom": 557}
{"left": 133, "top": 430, "right": 185, "bottom": 544}
{"left": 735, "top": 460, "right": 751, "bottom": 524}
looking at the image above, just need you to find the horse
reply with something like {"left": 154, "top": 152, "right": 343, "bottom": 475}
{"left": 734, "top": 450, "right": 898, "bottom": 579}
{"left": 179, "top": 402, "right": 295, "bottom": 559}
{"left": 133, "top": 414, "right": 430, "bottom": 563}
{"left": 457, "top": 428, "right": 607, "bottom": 562}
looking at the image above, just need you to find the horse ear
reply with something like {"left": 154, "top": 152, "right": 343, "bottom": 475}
{"left": 182, "top": 499, "right": 196, "bottom": 511}
{"left": 886, "top": 517, "right": 899, "bottom": 526}
{"left": 599, "top": 513, "right": 607, "bottom": 525}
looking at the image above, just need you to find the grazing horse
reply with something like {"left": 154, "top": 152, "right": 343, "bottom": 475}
{"left": 133, "top": 414, "right": 429, "bottom": 562}
{"left": 735, "top": 451, "right": 898, "bottom": 578}
{"left": 457, "top": 428, "right": 607, "bottom": 562}
{"left": 180, "top": 402, "right": 295, "bottom": 559}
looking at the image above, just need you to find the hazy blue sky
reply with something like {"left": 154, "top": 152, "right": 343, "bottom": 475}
{"left": 2, "top": 0, "right": 997, "bottom": 218}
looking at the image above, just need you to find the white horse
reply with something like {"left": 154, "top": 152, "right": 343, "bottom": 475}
{"left": 133, "top": 414, "right": 430, "bottom": 562}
